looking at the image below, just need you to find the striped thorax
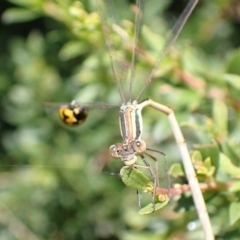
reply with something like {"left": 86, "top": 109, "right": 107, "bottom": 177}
{"left": 109, "top": 101, "right": 146, "bottom": 166}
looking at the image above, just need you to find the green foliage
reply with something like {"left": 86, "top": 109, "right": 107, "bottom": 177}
{"left": 120, "top": 167, "right": 169, "bottom": 215}
{"left": 120, "top": 166, "right": 154, "bottom": 192}
{"left": 1, "top": 0, "right": 240, "bottom": 239}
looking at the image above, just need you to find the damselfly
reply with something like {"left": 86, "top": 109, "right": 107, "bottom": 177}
{"left": 45, "top": 0, "right": 214, "bottom": 237}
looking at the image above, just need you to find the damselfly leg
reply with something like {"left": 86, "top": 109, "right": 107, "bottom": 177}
{"left": 137, "top": 148, "right": 169, "bottom": 212}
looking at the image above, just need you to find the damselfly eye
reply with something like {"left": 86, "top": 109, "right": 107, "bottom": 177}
{"left": 109, "top": 145, "right": 120, "bottom": 158}
{"left": 134, "top": 139, "right": 146, "bottom": 153}
{"left": 58, "top": 106, "right": 88, "bottom": 126}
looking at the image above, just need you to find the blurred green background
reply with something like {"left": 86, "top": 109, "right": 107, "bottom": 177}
{"left": 0, "top": 0, "right": 240, "bottom": 239}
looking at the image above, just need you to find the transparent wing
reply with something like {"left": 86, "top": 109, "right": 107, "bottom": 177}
{"left": 128, "top": 0, "right": 144, "bottom": 102}
{"left": 120, "top": 164, "right": 170, "bottom": 213}
{"left": 136, "top": 0, "right": 198, "bottom": 100}
{"left": 44, "top": 101, "right": 119, "bottom": 114}
{"left": 97, "top": 0, "right": 144, "bottom": 104}
{"left": 119, "top": 149, "right": 171, "bottom": 212}
{"left": 97, "top": 0, "right": 130, "bottom": 103}
{"left": 135, "top": 148, "right": 170, "bottom": 198}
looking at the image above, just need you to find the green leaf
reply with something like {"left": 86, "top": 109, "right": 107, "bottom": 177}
{"left": 191, "top": 150, "right": 203, "bottom": 165}
{"left": 229, "top": 182, "right": 240, "bottom": 193}
{"left": 203, "top": 157, "right": 211, "bottom": 169}
{"left": 120, "top": 167, "right": 154, "bottom": 191}
{"left": 203, "top": 157, "right": 216, "bottom": 176}
{"left": 226, "top": 49, "right": 240, "bottom": 75}
{"left": 196, "top": 166, "right": 208, "bottom": 175}
{"left": 224, "top": 74, "right": 240, "bottom": 90}
{"left": 2, "top": 8, "right": 40, "bottom": 24}
{"left": 59, "top": 41, "right": 89, "bottom": 61}
{"left": 7, "top": 0, "right": 38, "bottom": 7}
{"left": 219, "top": 153, "right": 240, "bottom": 178}
{"left": 169, "top": 163, "right": 185, "bottom": 178}
{"left": 191, "top": 150, "right": 207, "bottom": 174}
{"left": 139, "top": 199, "right": 169, "bottom": 215}
{"left": 229, "top": 202, "right": 240, "bottom": 225}
{"left": 194, "top": 140, "right": 219, "bottom": 171}
{"left": 222, "top": 139, "right": 240, "bottom": 167}
{"left": 191, "top": 151, "right": 216, "bottom": 177}
{"left": 212, "top": 100, "right": 228, "bottom": 139}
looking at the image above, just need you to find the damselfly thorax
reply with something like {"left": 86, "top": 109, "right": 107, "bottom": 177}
{"left": 110, "top": 101, "right": 145, "bottom": 165}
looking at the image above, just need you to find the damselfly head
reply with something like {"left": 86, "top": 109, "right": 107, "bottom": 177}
{"left": 109, "top": 143, "right": 137, "bottom": 166}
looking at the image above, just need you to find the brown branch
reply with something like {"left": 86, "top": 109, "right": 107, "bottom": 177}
{"left": 155, "top": 181, "right": 233, "bottom": 196}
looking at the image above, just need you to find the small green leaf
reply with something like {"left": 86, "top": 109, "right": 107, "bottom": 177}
{"left": 7, "top": 0, "right": 37, "bottom": 7}
{"left": 194, "top": 141, "right": 219, "bottom": 171}
{"left": 224, "top": 74, "right": 240, "bottom": 90}
{"left": 139, "top": 199, "right": 169, "bottom": 215}
{"left": 191, "top": 150, "right": 203, "bottom": 166}
{"left": 203, "top": 157, "right": 211, "bottom": 169}
{"left": 203, "top": 157, "right": 215, "bottom": 176}
{"left": 59, "top": 41, "right": 89, "bottom": 61}
{"left": 226, "top": 49, "right": 240, "bottom": 75}
{"left": 208, "top": 166, "right": 216, "bottom": 177}
{"left": 191, "top": 151, "right": 206, "bottom": 175}
{"left": 169, "top": 163, "right": 185, "bottom": 178}
{"left": 213, "top": 100, "right": 228, "bottom": 139}
{"left": 229, "top": 182, "right": 240, "bottom": 193}
{"left": 196, "top": 166, "right": 208, "bottom": 175}
{"left": 2, "top": 8, "right": 39, "bottom": 24}
{"left": 191, "top": 151, "right": 216, "bottom": 177}
{"left": 229, "top": 202, "right": 240, "bottom": 225}
{"left": 120, "top": 167, "right": 153, "bottom": 191}
{"left": 222, "top": 139, "right": 240, "bottom": 167}
{"left": 219, "top": 153, "right": 240, "bottom": 178}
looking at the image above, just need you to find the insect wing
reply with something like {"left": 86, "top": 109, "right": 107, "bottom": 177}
{"left": 136, "top": 0, "right": 198, "bottom": 100}
{"left": 96, "top": 0, "right": 137, "bottom": 103}
{"left": 44, "top": 101, "right": 119, "bottom": 114}
{"left": 120, "top": 151, "right": 171, "bottom": 214}
{"left": 136, "top": 149, "right": 171, "bottom": 198}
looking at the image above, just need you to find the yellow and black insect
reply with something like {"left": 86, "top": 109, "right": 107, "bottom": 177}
{"left": 44, "top": 100, "right": 118, "bottom": 127}
{"left": 58, "top": 104, "right": 88, "bottom": 126}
